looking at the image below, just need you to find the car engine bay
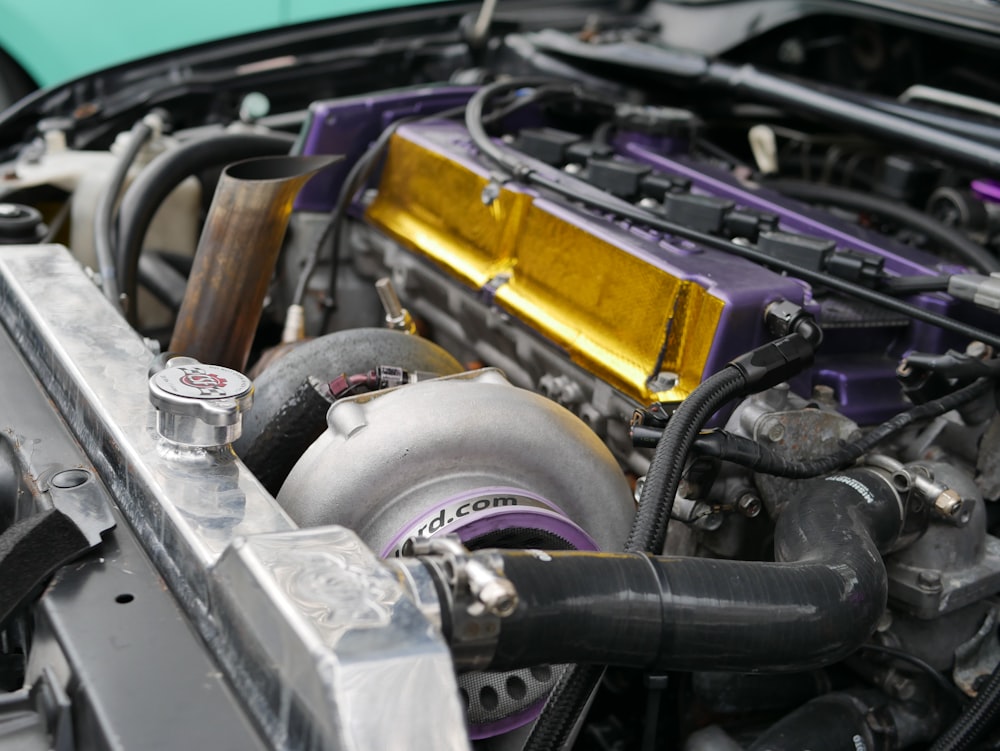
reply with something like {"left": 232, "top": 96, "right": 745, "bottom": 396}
{"left": 2, "top": 1, "right": 1000, "bottom": 749}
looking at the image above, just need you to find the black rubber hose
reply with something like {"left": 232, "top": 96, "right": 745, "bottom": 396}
{"left": 239, "top": 377, "right": 333, "bottom": 496}
{"left": 137, "top": 252, "right": 187, "bottom": 311}
{"left": 115, "top": 131, "right": 295, "bottom": 324}
{"left": 233, "top": 329, "right": 462, "bottom": 493}
{"left": 94, "top": 115, "right": 156, "bottom": 306}
{"left": 296, "top": 111, "right": 441, "bottom": 309}
{"left": 694, "top": 377, "right": 994, "bottom": 478}
{"left": 931, "top": 660, "right": 1000, "bottom": 751}
{"left": 746, "top": 691, "right": 886, "bottom": 751}
{"left": 476, "top": 467, "right": 903, "bottom": 673}
{"left": 464, "top": 77, "right": 558, "bottom": 179}
{"left": 706, "top": 60, "right": 1000, "bottom": 175}
{"left": 763, "top": 177, "right": 1000, "bottom": 274}
{"left": 828, "top": 86, "right": 1000, "bottom": 148}
{"left": 882, "top": 275, "right": 952, "bottom": 295}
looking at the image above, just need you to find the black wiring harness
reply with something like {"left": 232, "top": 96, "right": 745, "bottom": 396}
{"left": 464, "top": 78, "right": 1000, "bottom": 351}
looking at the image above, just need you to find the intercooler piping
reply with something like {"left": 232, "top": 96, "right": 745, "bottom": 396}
{"left": 169, "top": 155, "right": 337, "bottom": 371}
{"left": 435, "top": 467, "right": 913, "bottom": 674}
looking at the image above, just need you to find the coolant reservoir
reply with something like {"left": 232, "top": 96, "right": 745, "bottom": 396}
{"left": 70, "top": 129, "right": 200, "bottom": 276}
{"left": 1, "top": 122, "right": 200, "bottom": 327}
{"left": 64, "top": 127, "right": 200, "bottom": 327}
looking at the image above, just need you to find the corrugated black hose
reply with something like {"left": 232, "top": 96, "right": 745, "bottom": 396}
{"left": 931, "top": 661, "right": 1000, "bottom": 751}
{"left": 522, "top": 664, "right": 605, "bottom": 751}
{"left": 525, "top": 366, "right": 749, "bottom": 751}
{"left": 626, "top": 366, "right": 749, "bottom": 554}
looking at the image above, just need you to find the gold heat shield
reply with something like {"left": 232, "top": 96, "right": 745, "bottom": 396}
{"left": 365, "top": 130, "right": 724, "bottom": 403}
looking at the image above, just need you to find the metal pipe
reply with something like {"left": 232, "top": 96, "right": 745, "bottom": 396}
{"left": 116, "top": 131, "right": 296, "bottom": 324}
{"left": 169, "top": 155, "right": 337, "bottom": 370}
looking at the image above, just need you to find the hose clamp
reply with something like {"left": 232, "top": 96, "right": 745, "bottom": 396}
{"left": 402, "top": 535, "right": 518, "bottom": 670}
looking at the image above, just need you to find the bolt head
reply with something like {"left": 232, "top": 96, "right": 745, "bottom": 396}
{"left": 917, "top": 571, "right": 943, "bottom": 591}
{"left": 761, "top": 419, "right": 785, "bottom": 442}
{"left": 480, "top": 579, "right": 518, "bottom": 618}
{"left": 481, "top": 182, "right": 501, "bottom": 206}
{"left": 648, "top": 371, "right": 678, "bottom": 393}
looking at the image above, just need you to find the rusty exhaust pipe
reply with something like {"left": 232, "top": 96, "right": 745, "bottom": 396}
{"left": 169, "top": 155, "right": 338, "bottom": 371}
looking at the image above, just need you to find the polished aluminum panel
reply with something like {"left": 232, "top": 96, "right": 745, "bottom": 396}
{"left": 0, "top": 245, "right": 468, "bottom": 751}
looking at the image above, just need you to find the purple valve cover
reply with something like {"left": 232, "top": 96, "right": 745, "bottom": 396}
{"left": 294, "top": 86, "right": 983, "bottom": 424}
{"left": 972, "top": 178, "right": 1000, "bottom": 204}
{"left": 295, "top": 85, "right": 477, "bottom": 212}
{"left": 615, "top": 134, "right": 981, "bottom": 422}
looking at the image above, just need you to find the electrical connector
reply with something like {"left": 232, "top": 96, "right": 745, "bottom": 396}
{"left": 948, "top": 273, "right": 1000, "bottom": 312}
{"left": 328, "top": 365, "right": 434, "bottom": 399}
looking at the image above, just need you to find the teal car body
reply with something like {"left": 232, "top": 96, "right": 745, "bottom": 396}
{"left": 0, "top": 0, "right": 433, "bottom": 88}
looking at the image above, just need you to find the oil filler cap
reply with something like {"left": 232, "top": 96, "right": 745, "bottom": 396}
{"left": 148, "top": 356, "right": 253, "bottom": 447}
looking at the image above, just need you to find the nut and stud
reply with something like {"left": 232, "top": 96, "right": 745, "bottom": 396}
{"left": 917, "top": 571, "right": 943, "bottom": 591}
{"left": 376, "top": 277, "right": 416, "bottom": 334}
{"left": 933, "top": 488, "right": 964, "bottom": 518}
